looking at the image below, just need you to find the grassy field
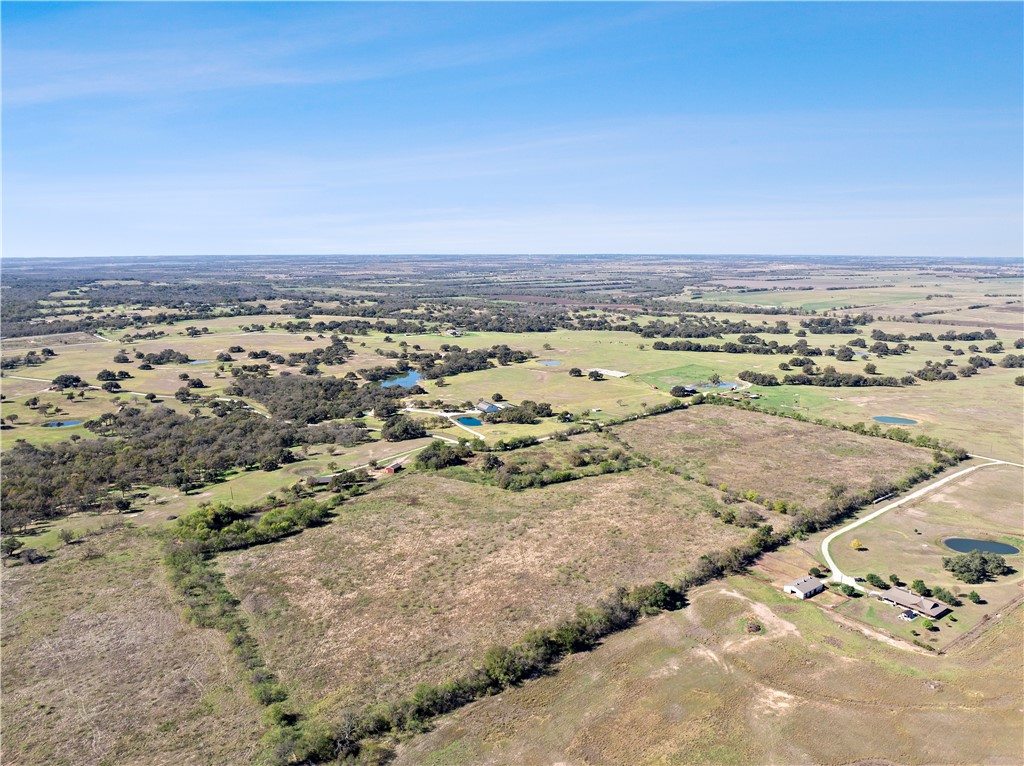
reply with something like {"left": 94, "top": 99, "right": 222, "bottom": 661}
{"left": 393, "top": 574, "right": 1024, "bottom": 766}
{"left": 218, "top": 469, "right": 750, "bottom": 719}
{"left": 0, "top": 527, "right": 263, "bottom": 766}
{"left": 612, "top": 406, "right": 936, "bottom": 509}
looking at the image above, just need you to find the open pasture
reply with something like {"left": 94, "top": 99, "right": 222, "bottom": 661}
{"left": 1, "top": 528, "right": 263, "bottom": 766}
{"left": 218, "top": 470, "right": 749, "bottom": 718}
{"left": 394, "top": 575, "right": 1024, "bottom": 766}
{"left": 751, "top": 369, "right": 1024, "bottom": 463}
{"left": 612, "top": 405, "right": 937, "bottom": 509}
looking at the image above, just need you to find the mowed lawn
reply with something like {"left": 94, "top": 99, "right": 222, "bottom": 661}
{"left": 218, "top": 469, "right": 750, "bottom": 718}
{"left": 393, "top": 575, "right": 1024, "bottom": 766}
{"left": 0, "top": 528, "right": 263, "bottom": 766}
{"left": 612, "top": 406, "right": 937, "bottom": 509}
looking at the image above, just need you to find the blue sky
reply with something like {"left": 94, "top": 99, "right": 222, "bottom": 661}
{"left": 3, "top": 2, "right": 1022, "bottom": 258}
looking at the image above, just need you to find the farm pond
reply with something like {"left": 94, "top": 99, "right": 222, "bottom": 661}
{"left": 944, "top": 538, "right": 1020, "bottom": 555}
{"left": 873, "top": 416, "right": 918, "bottom": 425}
{"left": 381, "top": 370, "right": 423, "bottom": 388}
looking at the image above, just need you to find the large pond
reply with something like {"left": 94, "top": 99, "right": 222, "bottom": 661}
{"left": 537, "top": 360, "right": 561, "bottom": 366}
{"left": 944, "top": 538, "right": 1020, "bottom": 555}
{"left": 43, "top": 420, "right": 82, "bottom": 428}
{"left": 381, "top": 370, "right": 423, "bottom": 388}
{"left": 456, "top": 416, "right": 483, "bottom": 426}
{"left": 873, "top": 415, "right": 918, "bottom": 425}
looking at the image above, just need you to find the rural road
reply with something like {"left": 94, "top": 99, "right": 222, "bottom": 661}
{"left": 821, "top": 458, "right": 1018, "bottom": 589}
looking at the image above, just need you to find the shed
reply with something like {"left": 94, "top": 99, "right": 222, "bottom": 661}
{"left": 476, "top": 401, "right": 500, "bottom": 414}
{"left": 783, "top": 576, "right": 824, "bottom": 599}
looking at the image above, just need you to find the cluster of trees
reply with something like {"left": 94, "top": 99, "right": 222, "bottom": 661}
{"left": 414, "top": 440, "right": 472, "bottom": 469}
{"left": 870, "top": 328, "right": 935, "bottom": 343}
{"left": 624, "top": 316, "right": 792, "bottom": 339}
{"left": 737, "top": 367, "right": 902, "bottom": 388}
{"left": 943, "top": 550, "right": 1012, "bottom": 583}
{"left": 936, "top": 329, "right": 997, "bottom": 342}
{"left": 483, "top": 400, "right": 553, "bottom": 425}
{"left": 0, "top": 404, "right": 362, "bottom": 533}
{"left": 652, "top": 338, "right": 816, "bottom": 356}
{"left": 172, "top": 499, "right": 332, "bottom": 552}
{"left": 225, "top": 374, "right": 409, "bottom": 424}
{"left": 799, "top": 315, "right": 871, "bottom": 334}
{"left": 380, "top": 415, "right": 428, "bottom": 442}
{"left": 420, "top": 344, "right": 533, "bottom": 379}
{"left": 0, "top": 348, "right": 56, "bottom": 370}
{"left": 135, "top": 348, "right": 193, "bottom": 366}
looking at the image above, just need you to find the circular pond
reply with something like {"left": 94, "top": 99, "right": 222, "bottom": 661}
{"left": 43, "top": 420, "right": 82, "bottom": 428}
{"left": 873, "top": 415, "right": 918, "bottom": 425}
{"left": 944, "top": 538, "right": 1020, "bottom": 555}
{"left": 456, "top": 416, "right": 483, "bottom": 426}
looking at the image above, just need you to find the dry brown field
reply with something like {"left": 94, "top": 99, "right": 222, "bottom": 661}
{"left": 613, "top": 405, "right": 937, "bottom": 508}
{"left": 218, "top": 469, "right": 750, "bottom": 719}
{"left": 0, "top": 527, "right": 263, "bottom": 766}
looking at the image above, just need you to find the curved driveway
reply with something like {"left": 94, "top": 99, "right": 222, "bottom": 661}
{"left": 821, "top": 457, "right": 1017, "bottom": 589}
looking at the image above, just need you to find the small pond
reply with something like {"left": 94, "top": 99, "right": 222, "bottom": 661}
{"left": 456, "top": 416, "right": 483, "bottom": 426}
{"left": 187, "top": 359, "right": 211, "bottom": 365}
{"left": 43, "top": 420, "right": 82, "bottom": 428}
{"left": 381, "top": 370, "right": 423, "bottom": 388}
{"left": 537, "top": 360, "right": 561, "bottom": 366}
{"left": 944, "top": 538, "right": 1020, "bottom": 555}
{"left": 699, "top": 381, "right": 739, "bottom": 389}
{"left": 873, "top": 416, "right": 918, "bottom": 425}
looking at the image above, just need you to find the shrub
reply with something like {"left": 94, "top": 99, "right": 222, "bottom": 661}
{"left": 864, "top": 573, "right": 889, "bottom": 590}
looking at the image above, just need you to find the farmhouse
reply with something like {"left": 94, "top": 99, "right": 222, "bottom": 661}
{"left": 783, "top": 576, "right": 824, "bottom": 599}
{"left": 878, "top": 587, "right": 949, "bottom": 619}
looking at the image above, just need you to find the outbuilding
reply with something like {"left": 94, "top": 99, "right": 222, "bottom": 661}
{"left": 783, "top": 576, "right": 824, "bottom": 599}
